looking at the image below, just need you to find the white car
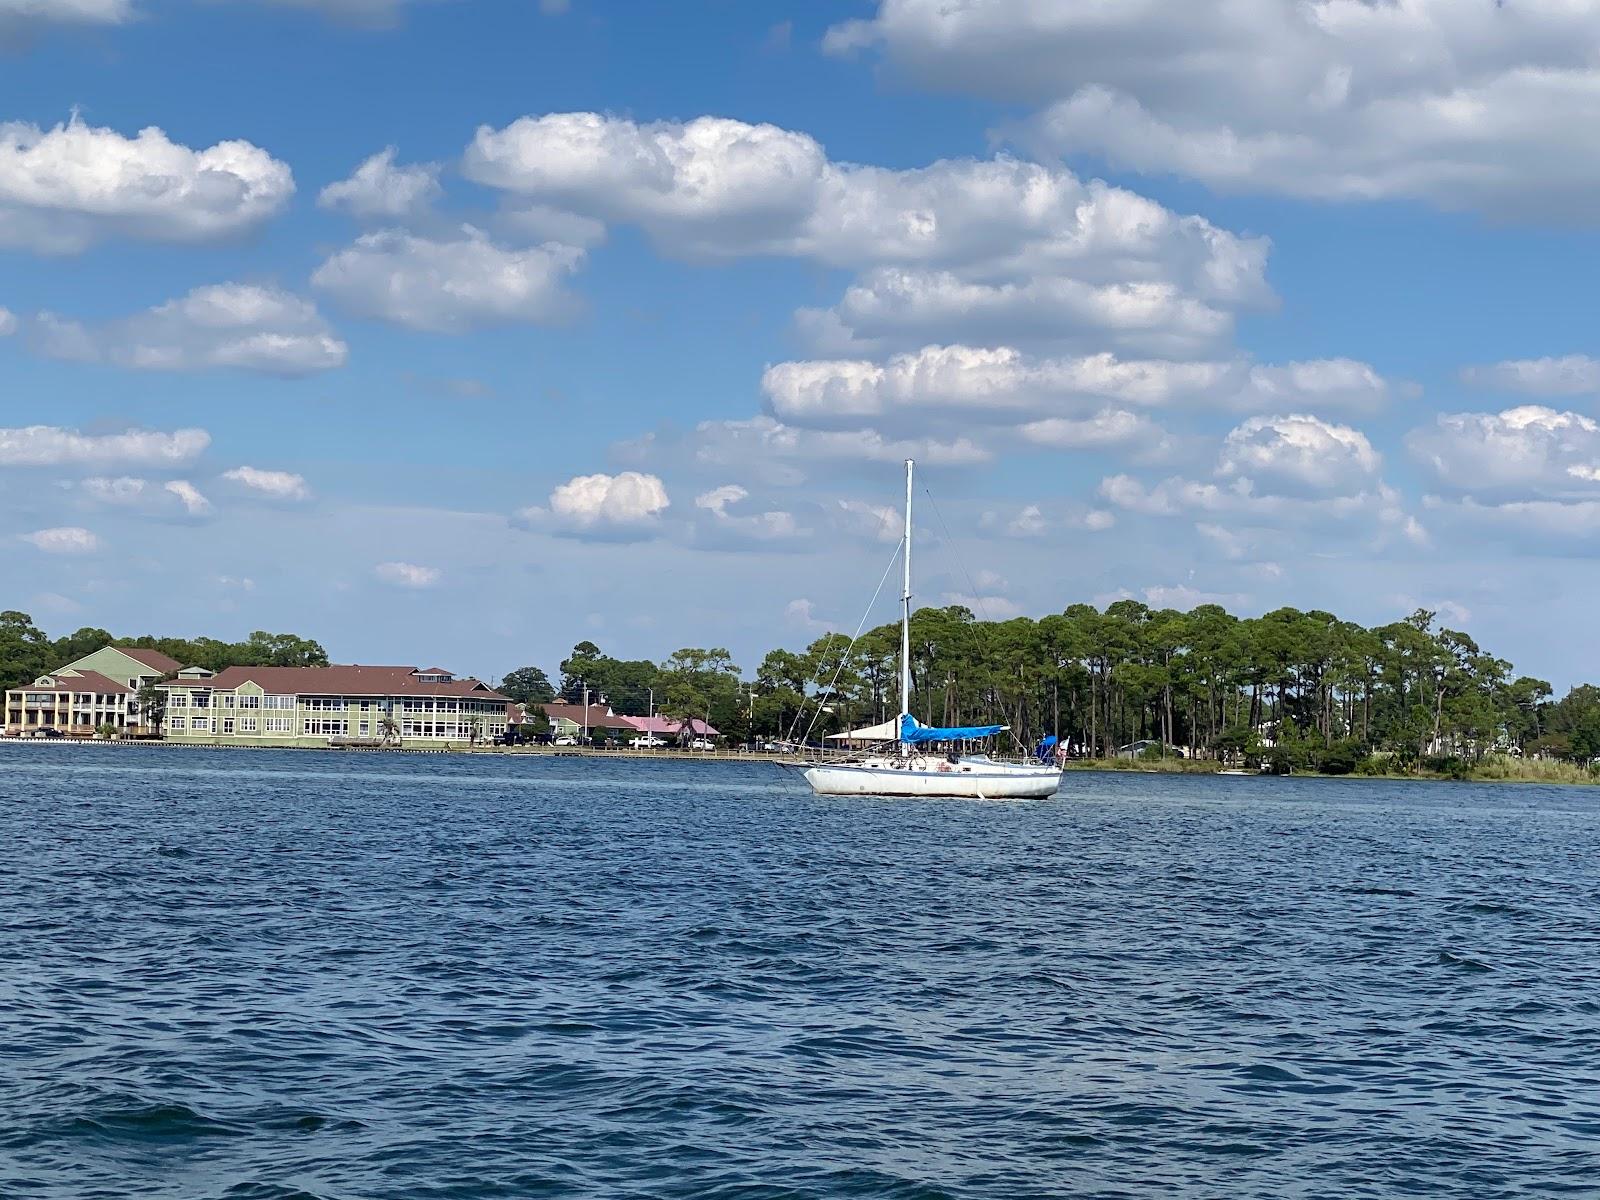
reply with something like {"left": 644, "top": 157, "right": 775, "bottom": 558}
{"left": 553, "top": 735, "right": 578, "bottom": 746}
{"left": 632, "top": 735, "right": 666, "bottom": 748}
{"left": 689, "top": 738, "right": 716, "bottom": 750}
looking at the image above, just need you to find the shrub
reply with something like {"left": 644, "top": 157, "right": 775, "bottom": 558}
{"left": 1265, "top": 746, "right": 1296, "bottom": 775}
{"left": 1317, "top": 739, "right": 1363, "bottom": 776}
{"left": 1423, "top": 754, "right": 1471, "bottom": 780}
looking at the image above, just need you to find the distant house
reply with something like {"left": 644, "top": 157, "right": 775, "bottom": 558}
{"left": 621, "top": 715, "right": 719, "bottom": 740}
{"left": 1116, "top": 739, "right": 1188, "bottom": 759}
{"left": 4, "top": 644, "right": 181, "bottom": 736}
{"left": 536, "top": 702, "right": 640, "bottom": 740}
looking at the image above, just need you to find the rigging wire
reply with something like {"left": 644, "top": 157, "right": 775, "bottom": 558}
{"left": 922, "top": 485, "right": 997, "bottom": 627}
{"left": 784, "top": 536, "right": 904, "bottom": 750}
{"left": 922, "top": 483, "right": 1034, "bottom": 757}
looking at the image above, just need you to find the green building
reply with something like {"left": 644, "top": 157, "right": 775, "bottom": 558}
{"left": 4, "top": 644, "right": 181, "bottom": 737}
{"left": 159, "top": 663, "right": 513, "bottom": 748}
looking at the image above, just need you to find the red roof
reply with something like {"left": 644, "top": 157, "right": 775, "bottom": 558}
{"left": 535, "top": 702, "right": 638, "bottom": 731}
{"left": 622, "top": 715, "right": 719, "bottom": 737}
{"left": 115, "top": 646, "right": 183, "bottom": 674}
{"left": 162, "top": 664, "right": 510, "bottom": 701}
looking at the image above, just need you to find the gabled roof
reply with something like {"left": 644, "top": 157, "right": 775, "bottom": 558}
{"left": 115, "top": 646, "right": 183, "bottom": 674}
{"left": 536, "top": 702, "right": 638, "bottom": 731}
{"left": 16, "top": 671, "right": 133, "bottom": 695}
{"left": 621, "top": 715, "right": 720, "bottom": 737}
{"left": 162, "top": 664, "right": 509, "bottom": 701}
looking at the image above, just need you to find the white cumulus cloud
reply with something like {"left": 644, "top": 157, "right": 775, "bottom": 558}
{"left": 163, "top": 479, "right": 211, "bottom": 515}
{"left": 0, "top": 425, "right": 209, "bottom": 467}
{"left": 78, "top": 475, "right": 211, "bottom": 518}
{"left": 312, "top": 226, "right": 584, "bottom": 333}
{"left": 829, "top": 0, "right": 1600, "bottom": 220}
{"left": 516, "top": 471, "right": 671, "bottom": 541}
{"left": 22, "top": 525, "right": 99, "bottom": 554}
{"left": 1407, "top": 406, "right": 1600, "bottom": 499}
{"left": 689, "top": 414, "right": 990, "bottom": 481}
{"left": 553, "top": 470, "right": 669, "bottom": 525}
{"left": 693, "top": 483, "right": 803, "bottom": 543}
{"left": 464, "top": 111, "right": 1269, "bottom": 354}
{"left": 222, "top": 465, "right": 311, "bottom": 501}
{"left": 31, "top": 283, "right": 346, "bottom": 376}
{"left": 1217, "top": 414, "right": 1381, "bottom": 494}
{"left": 0, "top": 116, "right": 293, "bottom": 253}
{"left": 1019, "top": 409, "right": 1160, "bottom": 451}
{"left": 318, "top": 147, "right": 440, "bottom": 220}
{"left": 760, "top": 346, "right": 1395, "bottom": 431}
{"left": 0, "top": 307, "right": 15, "bottom": 336}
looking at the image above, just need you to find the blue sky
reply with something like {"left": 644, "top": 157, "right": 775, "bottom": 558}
{"left": 4, "top": 0, "right": 1600, "bottom": 687}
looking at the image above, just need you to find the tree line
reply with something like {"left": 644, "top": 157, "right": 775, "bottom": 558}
{"left": 12, "top": 602, "right": 1600, "bottom": 771}
{"left": 501, "top": 604, "right": 1600, "bottom": 770}
{"left": 0, "top": 611, "right": 329, "bottom": 693}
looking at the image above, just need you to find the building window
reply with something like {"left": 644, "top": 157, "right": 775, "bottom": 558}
{"left": 221, "top": 695, "right": 235, "bottom": 709}
{"left": 222, "top": 717, "right": 235, "bottom": 734}
{"left": 358, "top": 722, "right": 370, "bottom": 736}
{"left": 193, "top": 693, "right": 210, "bottom": 709}
{"left": 263, "top": 695, "right": 294, "bottom": 710}
{"left": 169, "top": 717, "right": 187, "bottom": 732}
{"left": 265, "top": 717, "right": 292, "bottom": 734}
{"left": 169, "top": 693, "right": 189, "bottom": 710}
{"left": 238, "top": 695, "right": 261, "bottom": 709}
{"left": 190, "top": 717, "right": 210, "bottom": 732}
{"left": 240, "top": 717, "right": 258, "bottom": 733}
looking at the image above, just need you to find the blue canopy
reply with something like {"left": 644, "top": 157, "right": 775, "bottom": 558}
{"left": 899, "top": 714, "right": 1007, "bottom": 744}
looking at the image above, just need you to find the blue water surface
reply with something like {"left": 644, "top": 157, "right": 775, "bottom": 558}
{"left": 2, "top": 745, "right": 1598, "bottom": 1198}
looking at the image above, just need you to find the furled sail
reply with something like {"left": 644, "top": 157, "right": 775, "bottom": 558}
{"left": 825, "top": 718, "right": 901, "bottom": 742}
{"left": 898, "top": 714, "right": 1007, "bottom": 744}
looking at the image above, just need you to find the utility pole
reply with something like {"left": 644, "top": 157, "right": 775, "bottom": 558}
{"left": 581, "top": 681, "right": 589, "bottom": 742}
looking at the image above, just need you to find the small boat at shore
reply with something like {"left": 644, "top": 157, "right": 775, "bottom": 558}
{"left": 803, "top": 460, "right": 1061, "bottom": 801}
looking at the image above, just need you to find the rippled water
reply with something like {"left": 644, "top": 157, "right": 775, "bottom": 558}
{"left": 3, "top": 745, "right": 1599, "bottom": 1198}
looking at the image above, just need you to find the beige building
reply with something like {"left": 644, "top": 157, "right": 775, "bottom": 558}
{"left": 160, "top": 664, "right": 515, "bottom": 747}
{"left": 4, "top": 645, "right": 181, "bottom": 737}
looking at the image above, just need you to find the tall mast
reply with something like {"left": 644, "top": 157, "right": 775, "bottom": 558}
{"left": 900, "top": 458, "right": 913, "bottom": 722}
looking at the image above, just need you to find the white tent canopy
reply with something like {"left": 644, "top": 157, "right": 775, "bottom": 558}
{"left": 825, "top": 718, "right": 900, "bottom": 742}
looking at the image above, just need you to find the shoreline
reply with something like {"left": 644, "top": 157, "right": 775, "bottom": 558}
{"left": 7, "top": 736, "right": 1596, "bottom": 785}
{"left": 1065, "top": 757, "right": 1600, "bottom": 786}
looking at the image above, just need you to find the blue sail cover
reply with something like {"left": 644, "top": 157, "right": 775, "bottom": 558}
{"left": 899, "top": 714, "right": 1007, "bottom": 744}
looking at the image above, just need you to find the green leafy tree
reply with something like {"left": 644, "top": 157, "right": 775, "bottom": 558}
{"left": 135, "top": 682, "right": 168, "bottom": 734}
{"left": 0, "top": 611, "right": 51, "bottom": 693}
{"left": 498, "top": 666, "right": 556, "bottom": 705}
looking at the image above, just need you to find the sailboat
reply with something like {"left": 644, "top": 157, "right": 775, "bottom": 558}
{"left": 803, "top": 460, "right": 1062, "bottom": 800}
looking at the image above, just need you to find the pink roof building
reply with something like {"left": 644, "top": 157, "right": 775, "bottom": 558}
{"left": 620, "top": 715, "right": 719, "bottom": 738}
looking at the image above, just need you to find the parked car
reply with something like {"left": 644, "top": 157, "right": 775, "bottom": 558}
{"left": 689, "top": 738, "right": 716, "bottom": 750}
{"left": 632, "top": 735, "right": 667, "bottom": 748}
{"left": 553, "top": 735, "right": 578, "bottom": 746}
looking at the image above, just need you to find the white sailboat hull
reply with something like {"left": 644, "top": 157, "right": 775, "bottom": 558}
{"left": 804, "top": 758, "right": 1061, "bottom": 800}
